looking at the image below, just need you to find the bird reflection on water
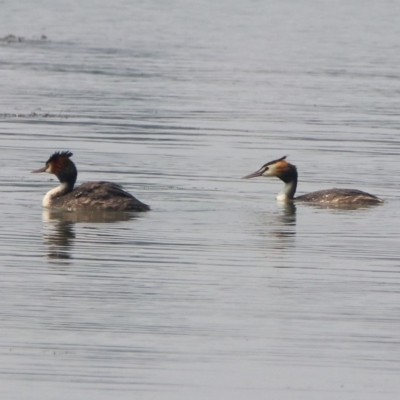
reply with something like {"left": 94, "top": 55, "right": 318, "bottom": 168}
{"left": 42, "top": 209, "right": 139, "bottom": 262}
{"left": 269, "top": 202, "right": 297, "bottom": 249}
{"left": 246, "top": 202, "right": 298, "bottom": 254}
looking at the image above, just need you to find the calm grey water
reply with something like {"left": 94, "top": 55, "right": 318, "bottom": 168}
{"left": 1, "top": 1, "right": 400, "bottom": 399}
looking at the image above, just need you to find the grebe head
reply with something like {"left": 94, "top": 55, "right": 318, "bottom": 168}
{"left": 242, "top": 156, "right": 296, "bottom": 182}
{"left": 31, "top": 151, "right": 77, "bottom": 188}
{"left": 242, "top": 156, "right": 299, "bottom": 201}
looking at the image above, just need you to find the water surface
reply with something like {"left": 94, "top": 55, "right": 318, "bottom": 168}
{"left": 1, "top": 1, "right": 400, "bottom": 399}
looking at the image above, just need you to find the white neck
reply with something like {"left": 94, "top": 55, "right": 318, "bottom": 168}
{"left": 276, "top": 180, "right": 297, "bottom": 202}
{"left": 42, "top": 182, "right": 70, "bottom": 208}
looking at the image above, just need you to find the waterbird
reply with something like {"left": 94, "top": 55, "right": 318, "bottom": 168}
{"left": 32, "top": 151, "right": 150, "bottom": 211}
{"left": 242, "top": 156, "right": 383, "bottom": 206}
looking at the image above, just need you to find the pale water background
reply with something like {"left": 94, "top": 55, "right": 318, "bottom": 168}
{"left": 1, "top": 0, "right": 400, "bottom": 399}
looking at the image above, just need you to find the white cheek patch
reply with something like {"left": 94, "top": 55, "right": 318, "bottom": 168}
{"left": 262, "top": 168, "right": 273, "bottom": 177}
{"left": 46, "top": 165, "right": 53, "bottom": 174}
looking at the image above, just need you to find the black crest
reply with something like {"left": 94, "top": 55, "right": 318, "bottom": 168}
{"left": 46, "top": 151, "right": 73, "bottom": 164}
{"left": 261, "top": 155, "right": 287, "bottom": 169}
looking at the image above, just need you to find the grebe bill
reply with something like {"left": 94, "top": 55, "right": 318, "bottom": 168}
{"left": 32, "top": 151, "right": 150, "bottom": 212}
{"left": 242, "top": 156, "right": 384, "bottom": 205}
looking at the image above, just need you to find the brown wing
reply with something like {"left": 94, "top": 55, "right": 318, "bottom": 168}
{"left": 296, "top": 188, "right": 383, "bottom": 205}
{"left": 53, "top": 181, "right": 150, "bottom": 211}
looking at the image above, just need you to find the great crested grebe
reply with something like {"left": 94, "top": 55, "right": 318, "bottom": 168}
{"left": 242, "top": 156, "right": 383, "bottom": 205}
{"left": 32, "top": 151, "right": 150, "bottom": 211}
